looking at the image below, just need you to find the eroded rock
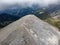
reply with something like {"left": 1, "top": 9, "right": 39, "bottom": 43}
{"left": 0, "top": 15, "right": 60, "bottom": 45}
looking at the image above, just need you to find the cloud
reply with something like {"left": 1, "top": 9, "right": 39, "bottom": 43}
{"left": 41, "top": 0, "right": 59, "bottom": 6}
{"left": 0, "top": 0, "right": 59, "bottom": 9}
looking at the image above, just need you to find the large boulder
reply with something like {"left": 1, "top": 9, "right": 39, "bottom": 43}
{"left": 0, "top": 15, "right": 60, "bottom": 45}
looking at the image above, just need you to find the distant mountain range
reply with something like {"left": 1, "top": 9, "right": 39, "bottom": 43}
{"left": 0, "top": 4, "right": 41, "bottom": 27}
{"left": 0, "top": 13, "right": 20, "bottom": 27}
{"left": 46, "top": 4, "right": 60, "bottom": 16}
{"left": 0, "top": 4, "right": 60, "bottom": 27}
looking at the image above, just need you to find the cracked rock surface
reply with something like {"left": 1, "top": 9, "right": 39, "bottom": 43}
{"left": 0, "top": 15, "right": 60, "bottom": 45}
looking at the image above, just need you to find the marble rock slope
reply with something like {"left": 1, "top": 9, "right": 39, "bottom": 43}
{"left": 0, "top": 15, "right": 60, "bottom": 45}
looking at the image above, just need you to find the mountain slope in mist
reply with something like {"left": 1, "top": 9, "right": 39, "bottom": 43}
{"left": 0, "top": 2, "right": 60, "bottom": 27}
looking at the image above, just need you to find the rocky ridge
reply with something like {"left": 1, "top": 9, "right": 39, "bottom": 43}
{"left": 0, "top": 15, "right": 60, "bottom": 45}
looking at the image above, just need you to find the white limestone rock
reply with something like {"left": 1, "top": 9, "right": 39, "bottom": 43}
{"left": 0, "top": 15, "right": 60, "bottom": 45}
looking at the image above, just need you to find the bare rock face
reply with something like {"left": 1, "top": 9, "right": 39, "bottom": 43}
{"left": 0, "top": 15, "right": 60, "bottom": 45}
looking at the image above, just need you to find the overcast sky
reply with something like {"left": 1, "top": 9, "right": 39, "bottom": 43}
{"left": 0, "top": 0, "right": 59, "bottom": 9}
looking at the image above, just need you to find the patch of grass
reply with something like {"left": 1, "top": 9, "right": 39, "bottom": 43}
{"left": 44, "top": 17, "right": 60, "bottom": 31}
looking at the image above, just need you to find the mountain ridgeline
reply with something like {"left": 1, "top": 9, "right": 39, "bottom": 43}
{"left": 0, "top": 5, "right": 50, "bottom": 27}
{"left": 0, "top": 3, "right": 60, "bottom": 27}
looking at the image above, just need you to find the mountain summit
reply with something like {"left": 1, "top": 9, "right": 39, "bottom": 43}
{"left": 0, "top": 15, "right": 60, "bottom": 45}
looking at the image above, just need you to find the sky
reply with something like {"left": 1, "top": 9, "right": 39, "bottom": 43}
{"left": 0, "top": 0, "right": 59, "bottom": 9}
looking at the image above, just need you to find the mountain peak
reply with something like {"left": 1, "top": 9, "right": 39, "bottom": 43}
{"left": 0, "top": 15, "right": 60, "bottom": 45}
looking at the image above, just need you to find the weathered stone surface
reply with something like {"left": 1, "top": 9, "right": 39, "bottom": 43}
{"left": 0, "top": 15, "right": 60, "bottom": 45}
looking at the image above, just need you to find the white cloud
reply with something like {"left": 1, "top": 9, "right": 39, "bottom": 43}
{"left": 0, "top": 0, "right": 59, "bottom": 9}
{"left": 41, "top": 0, "right": 59, "bottom": 6}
